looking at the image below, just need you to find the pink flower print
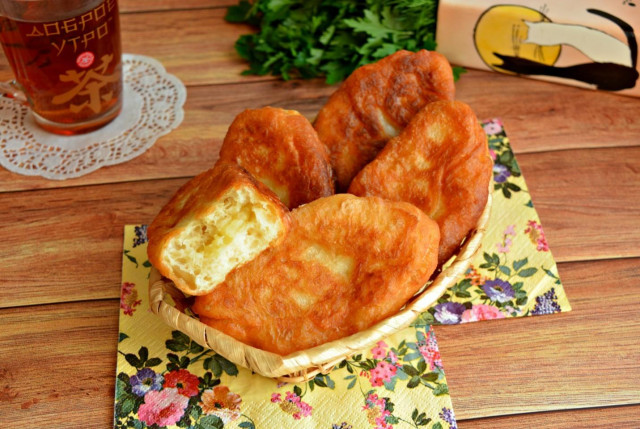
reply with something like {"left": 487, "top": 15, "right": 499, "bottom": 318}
{"left": 418, "top": 327, "right": 442, "bottom": 370}
{"left": 524, "top": 220, "right": 550, "bottom": 252}
{"left": 369, "top": 360, "right": 397, "bottom": 387}
{"left": 387, "top": 350, "right": 398, "bottom": 365}
{"left": 489, "top": 148, "right": 497, "bottom": 161}
{"left": 461, "top": 304, "right": 506, "bottom": 323}
{"left": 295, "top": 401, "right": 313, "bottom": 420}
{"left": 272, "top": 390, "right": 313, "bottom": 419}
{"left": 120, "top": 282, "right": 142, "bottom": 316}
{"left": 371, "top": 341, "right": 388, "bottom": 359}
{"left": 496, "top": 237, "right": 512, "bottom": 253}
{"left": 363, "top": 393, "right": 393, "bottom": 429}
{"left": 504, "top": 224, "right": 516, "bottom": 236}
{"left": 137, "top": 387, "right": 189, "bottom": 427}
{"left": 284, "top": 391, "right": 299, "bottom": 402}
{"left": 482, "top": 119, "right": 503, "bottom": 136}
{"left": 496, "top": 224, "right": 516, "bottom": 253}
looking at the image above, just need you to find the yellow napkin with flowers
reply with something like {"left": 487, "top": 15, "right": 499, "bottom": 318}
{"left": 114, "top": 120, "right": 570, "bottom": 429}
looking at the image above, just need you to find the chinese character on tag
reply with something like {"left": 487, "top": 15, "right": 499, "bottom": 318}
{"left": 52, "top": 54, "right": 120, "bottom": 113}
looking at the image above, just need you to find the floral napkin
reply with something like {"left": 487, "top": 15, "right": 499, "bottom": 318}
{"left": 114, "top": 120, "right": 570, "bottom": 429}
{"left": 116, "top": 226, "right": 457, "bottom": 429}
{"left": 418, "top": 119, "right": 572, "bottom": 328}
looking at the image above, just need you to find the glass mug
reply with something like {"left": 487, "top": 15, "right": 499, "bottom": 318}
{"left": 0, "top": 0, "right": 122, "bottom": 135}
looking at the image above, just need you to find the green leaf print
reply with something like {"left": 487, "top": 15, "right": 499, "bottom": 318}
{"left": 518, "top": 267, "right": 538, "bottom": 278}
{"left": 123, "top": 249, "right": 138, "bottom": 267}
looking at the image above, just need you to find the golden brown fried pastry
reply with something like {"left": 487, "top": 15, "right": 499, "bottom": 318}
{"left": 148, "top": 163, "right": 291, "bottom": 296}
{"left": 314, "top": 49, "right": 455, "bottom": 190}
{"left": 348, "top": 100, "right": 492, "bottom": 265}
{"left": 217, "top": 107, "right": 334, "bottom": 209}
{"left": 193, "top": 194, "right": 440, "bottom": 355}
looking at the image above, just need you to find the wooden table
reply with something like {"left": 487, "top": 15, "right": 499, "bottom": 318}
{"left": 1, "top": 1, "right": 639, "bottom": 427}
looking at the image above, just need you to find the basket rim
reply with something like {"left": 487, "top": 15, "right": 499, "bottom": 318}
{"left": 149, "top": 191, "right": 492, "bottom": 381}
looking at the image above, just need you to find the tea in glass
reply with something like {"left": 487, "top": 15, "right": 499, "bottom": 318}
{"left": 0, "top": 0, "right": 122, "bottom": 135}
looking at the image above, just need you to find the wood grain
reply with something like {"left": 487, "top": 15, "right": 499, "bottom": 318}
{"left": 521, "top": 146, "right": 640, "bottom": 263}
{"left": 0, "top": 79, "right": 335, "bottom": 192}
{"left": 1, "top": 2, "right": 638, "bottom": 427}
{"left": 0, "top": 300, "right": 119, "bottom": 428}
{"left": 458, "top": 405, "right": 640, "bottom": 429}
{"left": 0, "top": 179, "right": 184, "bottom": 309}
{"left": 0, "top": 8, "right": 264, "bottom": 85}
{"left": 434, "top": 257, "right": 640, "bottom": 419}
{"left": 0, "top": 258, "right": 637, "bottom": 427}
{"left": 120, "top": 0, "right": 233, "bottom": 13}
{"left": 120, "top": 8, "right": 264, "bottom": 86}
{"left": 1, "top": 146, "right": 638, "bottom": 308}
{"left": 1, "top": 9, "right": 638, "bottom": 191}
{"left": 1, "top": 75, "right": 639, "bottom": 193}
{"left": 455, "top": 72, "right": 640, "bottom": 154}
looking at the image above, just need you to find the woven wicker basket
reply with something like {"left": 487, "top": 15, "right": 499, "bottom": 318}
{"left": 149, "top": 192, "right": 491, "bottom": 382}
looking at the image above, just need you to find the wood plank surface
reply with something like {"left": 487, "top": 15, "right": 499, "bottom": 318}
{"left": 525, "top": 146, "right": 640, "bottom": 263}
{"left": 1, "top": 2, "right": 638, "bottom": 427}
{"left": 0, "top": 300, "right": 119, "bottom": 429}
{"left": 120, "top": 8, "right": 262, "bottom": 86}
{"left": 434, "top": 257, "right": 640, "bottom": 419}
{"left": 1, "top": 258, "right": 637, "bottom": 427}
{"left": 459, "top": 405, "right": 640, "bottom": 429}
{"left": 2, "top": 5, "right": 639, "bottom": 126}
{"left": 2, "top": 146, "right": 638, "bottom": 308}
{"left": 1, "top": 74, "right": 639, "bottom": 193}
{"left": 457, "top": 73, "right": 640, "bottom": 154}
{"left": 0, "top": 8, "right": 263, "bottom": 85}
{"left": 0, "top": 179, "right": 179, "bottom": 309}
{"left": 120, "top": 0, "right": 233, "bottom": 14}
{"left": 1, "top": 8, "right": 638, "bottom": 192}
{"left": 0, "top": 79, "right": 334, "bottom": 192}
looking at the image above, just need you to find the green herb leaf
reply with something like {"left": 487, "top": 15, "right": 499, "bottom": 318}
{"left": 225, "top": 0, "right": 255, "bottom": 23}
{"left": 225, "top": 0, "right": 456, "bottom": 83}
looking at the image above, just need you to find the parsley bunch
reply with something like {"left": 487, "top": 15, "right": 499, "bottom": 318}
{"left": 226, "top": 0, "right": 463, "bottom": 84}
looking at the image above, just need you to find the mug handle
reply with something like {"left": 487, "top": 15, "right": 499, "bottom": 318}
{"left": 0, "top": 79, "right": 27, "bottom": 104}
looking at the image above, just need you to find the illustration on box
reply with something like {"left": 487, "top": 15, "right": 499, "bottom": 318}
{"left": 437, "top": 0, "right": 640, "bottom": 95}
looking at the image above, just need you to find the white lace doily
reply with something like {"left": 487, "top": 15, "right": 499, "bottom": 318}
{"left": 0, "top": 54, "right": 186, "bottom": 180}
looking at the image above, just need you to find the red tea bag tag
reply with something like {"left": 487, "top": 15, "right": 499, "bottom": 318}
{"left": 76, "top": 51, "right": 95, "bottom": 68}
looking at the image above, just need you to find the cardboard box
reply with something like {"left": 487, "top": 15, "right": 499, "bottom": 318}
{"left": 436, "top": 0, "right": 640, "bottom": 96}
